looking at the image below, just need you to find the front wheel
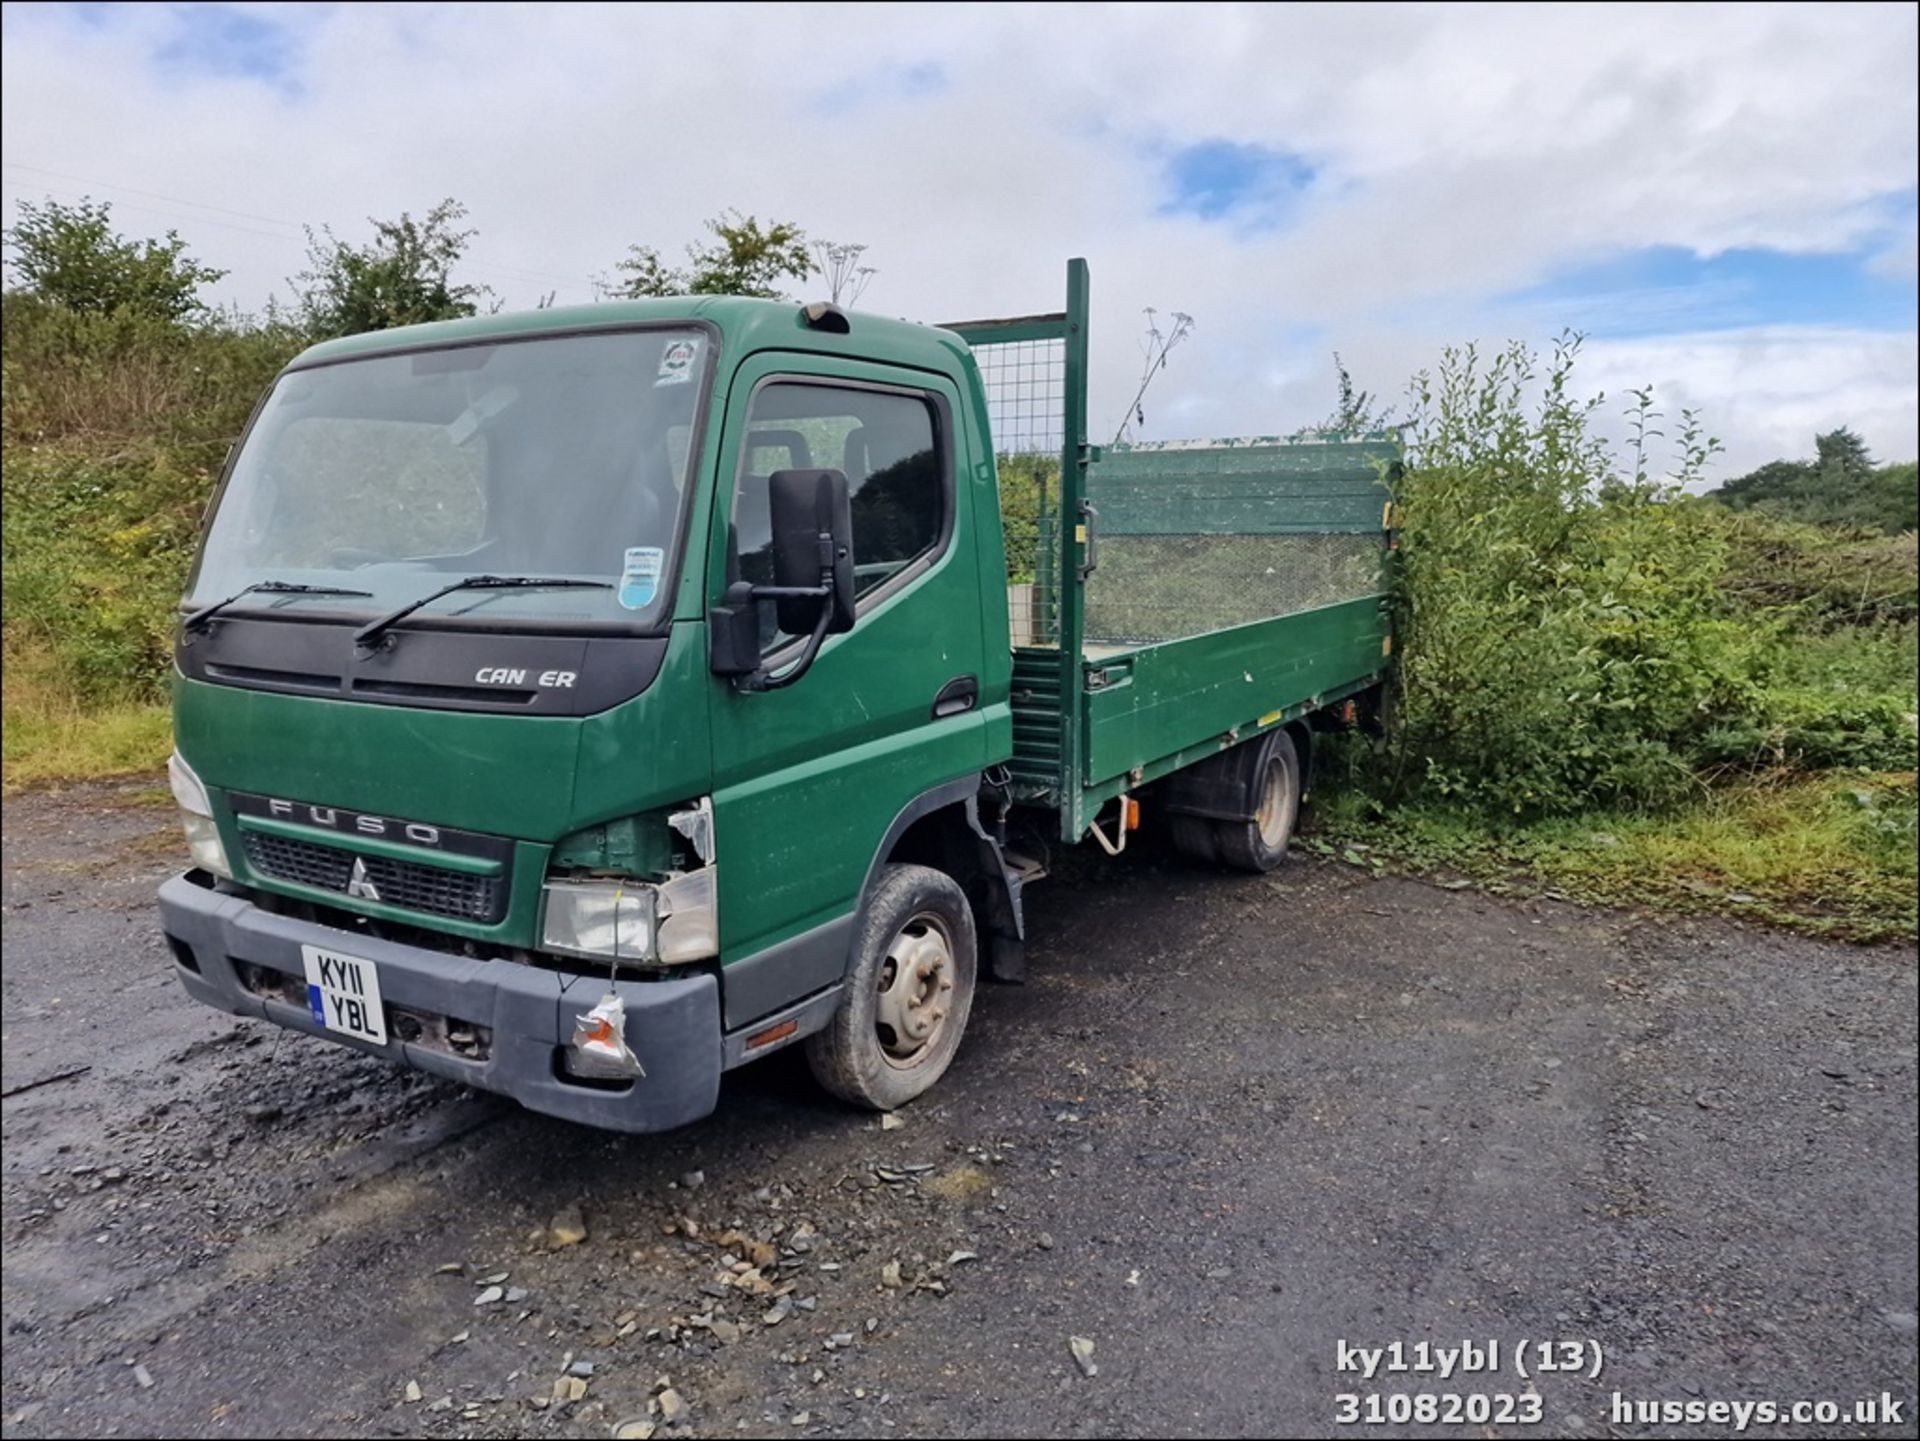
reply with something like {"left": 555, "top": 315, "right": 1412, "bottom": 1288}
{"left": 806, "top": 863, "right": 978, "bottom": 1111}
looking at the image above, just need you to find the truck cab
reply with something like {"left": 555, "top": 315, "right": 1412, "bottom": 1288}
{"left": 159, "top": 262, "right": 1396, "bottom": 1132}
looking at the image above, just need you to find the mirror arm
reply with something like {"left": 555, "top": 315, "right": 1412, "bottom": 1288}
{"left": 752, "top": 536, "right": 838, "bottom": 602}
{"left": 732, "top": 530, "right": 839, "bottom": 694}
{"left": 735, "top": 574, "right": 835, "bottom": 693}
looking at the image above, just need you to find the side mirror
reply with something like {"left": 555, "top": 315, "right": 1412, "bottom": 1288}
{"left": 708, "top": 469, "right": 857, "bottom": 689}
{"left": 768, "top": 468, "right": 855, "bottom": 636}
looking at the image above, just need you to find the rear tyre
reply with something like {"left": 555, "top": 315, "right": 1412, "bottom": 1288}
{"left": 1214, "top": 729, "right": 1301, "bottom": 873}
{"left": 806, "top": 863, "right": 977, "bottom": 1111}
{"left": 1169, "top": 814, "right": 1220, "bottom": 864}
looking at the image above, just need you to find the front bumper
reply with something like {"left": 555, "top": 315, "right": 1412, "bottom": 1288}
{"left": 158, "top": 873, "right": 721, "bottom": 1133}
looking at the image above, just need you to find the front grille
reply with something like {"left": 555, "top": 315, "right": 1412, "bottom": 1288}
{"left": 241, "top": 832, "right": 505, "bottom": 924}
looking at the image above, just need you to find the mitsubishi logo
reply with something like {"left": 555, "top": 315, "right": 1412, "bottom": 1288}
{"left": 346, "top": 858, "right": 381, "bottom": 902}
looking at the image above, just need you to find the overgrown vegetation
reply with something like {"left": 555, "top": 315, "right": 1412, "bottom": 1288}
{"left": 997, "top": 453, "right": 1056, "bottom": 585}
{"left": 3, "top": 199, "right": 1914, "bottom": 935}
{"left": 1393, "top": 339, "right": 1773, "bottom": 811}
{"left": 1305, "top": 335, "right": 1916, "bottom": 936}
{"left": 5, "top": 198, "right": 226, "bottom": 321}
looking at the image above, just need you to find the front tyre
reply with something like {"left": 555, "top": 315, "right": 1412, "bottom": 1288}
{"left": 806, "top": 863, "right": 978, "bottom": 1111}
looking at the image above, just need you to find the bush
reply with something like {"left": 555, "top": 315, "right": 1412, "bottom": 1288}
{"left": 1719, "top": 510, "right": 1917, "bottom": 627}
{"left": 1, "top": 298, "right": 304, "bottom": 705}
{"left": 1388, "top": 339, "right": 1737, "bottom": 813}
{"left": 1771, "top": 621, "right": 1918, "bottom": 701}
{"left": 0, "top": 294, "right": 298, "bottom": 447}
{"left": 4, "top": 197, "right": 225, "bottom": 323}
{"left": 997, "top": 452, "right": 1056, "bottom": 585}
{"left": 1695, "top": 688, "right": 1919, "bottom": 773}
{"left": 1380, "top": 336, "right": 1915, "bottom": 818}
{"left": 1, "top": 444, "right": 209, "bottom": 703}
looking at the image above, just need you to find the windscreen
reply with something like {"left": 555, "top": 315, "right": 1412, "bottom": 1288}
{"left": 187, "top": 327, "right": 712, "bottom": 629}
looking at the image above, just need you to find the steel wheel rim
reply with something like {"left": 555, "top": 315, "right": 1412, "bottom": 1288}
{"left": 874, "top": 910, "right": 956, "bottom": 1068}
{"left": 1255, "top": 757, "right": 1292, "bottom": 848}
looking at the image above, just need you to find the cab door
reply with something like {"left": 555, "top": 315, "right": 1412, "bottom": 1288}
{"left": 705, "top": 353, "right": 987, "bottom": 1019}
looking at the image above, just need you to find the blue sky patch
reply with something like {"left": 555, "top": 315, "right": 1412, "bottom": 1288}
{"left": 154, "top": 3, "right": 303, "bottom": 93}
{"left": 1498, "top": 235, "right": 1918, "bottom": 338}
{"left": 59, "top": 1, "right": 119, "bottom": 26}
{"left": 1159, "top": 139, "right": 1317, "bottom": 224}
{"left": 813, "top": 60, "right": 948, "bottom": 116}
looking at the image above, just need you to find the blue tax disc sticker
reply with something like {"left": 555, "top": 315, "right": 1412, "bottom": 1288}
{"left": 618, "top": 547, "right": 664, "bottom": 609}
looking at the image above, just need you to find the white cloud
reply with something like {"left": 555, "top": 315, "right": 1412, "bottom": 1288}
{"left": 1580, "top": 326, "right": 1920, "bottom": 477}
{"left": 2, "top": 0, "right": 1914, "bottom": 477}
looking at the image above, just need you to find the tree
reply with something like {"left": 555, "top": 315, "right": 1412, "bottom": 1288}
{"left": 1712, "top": 427, "right": 1917, "bottom": 533}
{"left": 1813, "top": 426, "right": 1874, "bottom": 480}
{"left": 610, "top": 211, "right": 814, "bottom": 300}
{"left": 2, "top": 197, "right": 226, "bottom": 322}
{"left": 291, "top": 198, "right": 491, "bottom": 338}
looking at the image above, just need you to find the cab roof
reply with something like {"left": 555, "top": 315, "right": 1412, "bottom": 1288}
{"left": 287, "top": 295, "right": 974, "bottom": 377}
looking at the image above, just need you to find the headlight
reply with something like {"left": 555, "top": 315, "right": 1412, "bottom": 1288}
{"left": 167, "top": 752, "right": 232, "bottom": 879}
{"left": 542, "top": 868, "right": 720, "bottom": 967}
{"left": 542, "top": 881, "right": 658, "bottom": 962}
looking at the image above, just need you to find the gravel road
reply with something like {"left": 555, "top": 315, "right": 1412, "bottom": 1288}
{"left": 3, "top": 782, "right": 1915, "bottom": 1439}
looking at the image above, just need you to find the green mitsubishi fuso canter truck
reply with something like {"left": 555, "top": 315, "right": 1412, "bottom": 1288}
{"left": 157, "top": 259, "right": 1397, "bottom": 1131}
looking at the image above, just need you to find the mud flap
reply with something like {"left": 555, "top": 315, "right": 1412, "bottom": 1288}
{"left": 965, "top": 794, "right": 1028, "bottom": 985}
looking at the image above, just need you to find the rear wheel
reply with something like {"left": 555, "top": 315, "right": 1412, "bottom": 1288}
{"left": 1215, "top": 729, "right": 1301, "bottom": 872}
{"left": 1168, "top": 814, "right": 1219, "bottom": 864}
{"left": 806, "top": 863, "right": 977, "bottom": 1111}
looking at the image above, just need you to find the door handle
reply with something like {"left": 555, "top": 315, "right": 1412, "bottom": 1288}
{"left": 932, "top": 674, "right": 979, "bottom": 719}
{"left": 1077, "top": 498, "right": 1099, "bottom": 581}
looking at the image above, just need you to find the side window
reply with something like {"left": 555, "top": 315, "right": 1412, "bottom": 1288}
{"left": 731, "top": 381, "right": 945, "bottom": 652}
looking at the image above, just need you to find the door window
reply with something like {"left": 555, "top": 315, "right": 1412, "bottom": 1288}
{"left": 731, "top": 381, "right": 946, "bottom": 652}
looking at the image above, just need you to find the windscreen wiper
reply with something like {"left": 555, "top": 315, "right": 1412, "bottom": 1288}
{"left": 182, "top": 580, "right": 374, "bottom": 636}
{"left": 353, "top": 575, "right": 613, "bottom": 653}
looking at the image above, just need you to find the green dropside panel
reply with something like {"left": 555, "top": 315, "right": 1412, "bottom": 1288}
{"left": 1091, "top": 439, "right": 1398, "bottom": 535}
{"left": 1066, "top": 433, "right": 1399, "bottom": 826}
{"left": 1081, "top": 596, "right": 1389, "bottom": 786}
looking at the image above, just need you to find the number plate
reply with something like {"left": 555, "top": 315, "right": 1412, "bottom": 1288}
{"left": 301, "top": 944, "right": 388, "bottom": 1045}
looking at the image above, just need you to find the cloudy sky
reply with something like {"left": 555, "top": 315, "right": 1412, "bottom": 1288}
{"left": 3, "top": 1, "right": 1915, "bottom": 479}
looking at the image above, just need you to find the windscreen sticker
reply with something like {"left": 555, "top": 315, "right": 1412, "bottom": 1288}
{"left": 656, "top": 338, "right": 700, "bottom": 387}
{"left": 618, "top": 547, "right": 664, "bottom": 609}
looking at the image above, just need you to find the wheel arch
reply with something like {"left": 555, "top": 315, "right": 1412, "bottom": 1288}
{"left": 722, "top": 774, "right": 1022, "bottom": 1032}
{"left": 871, "top": 775, "right": 1027, "bottom": 983}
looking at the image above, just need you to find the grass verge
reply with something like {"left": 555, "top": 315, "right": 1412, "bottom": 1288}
{"left": 1305, "top": 771, "right": 1918, "bottom": 943}
{"left": 3, "top": 657, "right": 171, "bottom": 794}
